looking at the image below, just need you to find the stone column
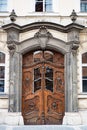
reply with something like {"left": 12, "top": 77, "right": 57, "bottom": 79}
{"left": 7, "top": 28, "right": 21, "bottom": 112}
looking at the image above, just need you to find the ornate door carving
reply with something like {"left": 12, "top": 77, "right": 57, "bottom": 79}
{"left": 22, "top": 50, "right": 65, "bottom": 125}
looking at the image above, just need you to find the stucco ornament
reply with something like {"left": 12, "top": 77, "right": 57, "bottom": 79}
{"left": 34, "top": 26, "right": 52, "bottom": 50}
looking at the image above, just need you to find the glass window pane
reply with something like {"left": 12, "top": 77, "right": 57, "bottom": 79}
{"left": 0, "top": 52, "right": 5, "bottom": 92}
{"left": 82, "top": 67, "right": 87, "bottom": 92}
{"left": 0, "top": 80, "right": 4, "bottom": 92}
{"left": 82, "top": 53, "right": 87, "bottom": 63}
{"left": 34, "top": 79, "right": 41, "bottom": 92}
{"left": 0, "top": 0, "right": 7, "bottom": 11}
{"left": 45, "top": 79, "right": 53, "bottom": 92}
{"left": 81, "top": 0, "right": 87, "bottom": 12}
{"left": 34, "top": 68, "right": 41, "bottom": 79}
{"left": 45, "top": 0, "right": 52, "bottom": 12}
{"left": 34, "top": 68, "right": 41, "bottom": 92}
{"left": 45, "top": 67, "right": 53, "bottom": 92}
{"left": 44, "top": 51, "right": 53, "bottom": 62}
{"left": 35, "top": 0, "right": 43, "bottom": 12}
{"left": 83, "top": 80, "right": 87, "bottom": 92}
{"left": 82, "top": 67, "right": 87, "bottom": 78}
{"left": 0, "top": 52, "right": 5, "bottom": 63}
{"left": 45, "top": 67, "right": 53, "bottom": 80}
{"left": 33, "top": 51, "right": 42, "bottom": 62}
{"left": 0, "top": 66, "right": 5, "bottom": 78}
{"left": 81, "top": 0, "right": 87, "bottom": 1}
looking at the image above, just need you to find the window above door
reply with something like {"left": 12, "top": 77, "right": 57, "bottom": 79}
{"left": 35, "top": 0, "right": 52, "bottom": 12}
{"left": 0, "top": 0, "right": 7, "bottom": 12}
{"left": 80, "top": 0, "right": 87, "bottom": 12}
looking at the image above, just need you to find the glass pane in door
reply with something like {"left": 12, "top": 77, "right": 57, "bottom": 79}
{"left": 34, "top": 68, "right": 41, "bottom": 92}
{"left": 45, "top": 66, "right": 53, "bottom": 92}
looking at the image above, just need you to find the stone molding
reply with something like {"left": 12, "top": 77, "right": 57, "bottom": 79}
{"left": 2, "top": 22, "right": 84, "bottom": 33}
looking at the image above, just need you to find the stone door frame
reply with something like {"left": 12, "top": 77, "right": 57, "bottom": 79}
{"left": 2, "top": 22, "right": 84, "bottom": 113}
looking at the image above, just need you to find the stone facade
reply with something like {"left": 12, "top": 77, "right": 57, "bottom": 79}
{"left": 0, "top": 0, "right": 87, "bottom": 126}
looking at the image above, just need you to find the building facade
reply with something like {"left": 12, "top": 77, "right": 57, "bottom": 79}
{"left": 0, "top": 0, "right": 87, "bottom": 125}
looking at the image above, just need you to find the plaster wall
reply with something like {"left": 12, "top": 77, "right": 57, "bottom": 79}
{"left": 0, "top": 98, "right": 8, "bottom": 109}
{"left": 6, "top": 0, "right": 81, "bottom": 16}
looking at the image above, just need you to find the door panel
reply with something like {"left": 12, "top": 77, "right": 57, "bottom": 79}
{"left": 22, "top": 50, "right": 65, "bottom": 125}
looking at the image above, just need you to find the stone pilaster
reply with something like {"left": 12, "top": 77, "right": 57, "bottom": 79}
{"left": 71, "top": 42, "right": 79, "bottom": 112}
{"left": 67, "top": 28, "right": 80, "bottom": 112}
{"left": 7, "top": 28, "right": 21, "bottom": 112}
{"left": 65, "top": 52, "right": 73, "bottom": 112}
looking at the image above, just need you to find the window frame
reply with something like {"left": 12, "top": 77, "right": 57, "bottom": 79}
{"left": 0, "top": 52, "right": 5, "bottom": 93}
{"left": 82, "top": 52, "right": 87, "bottom": 93}
{"left": 35, "top": 0, "right": 52, "bottom": 12}
{"left": 0, "top": 0, "right": 7, "bottom": 12}
{"left": 80, "top": 0, "right": 87, "bottom": 12}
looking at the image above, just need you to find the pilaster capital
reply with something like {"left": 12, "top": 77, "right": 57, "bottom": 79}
{"left": 71, "top": 41, "right": 79, "bottom": 55}
{"left": 7, "top": 40, "right": 17, "bottom": 56}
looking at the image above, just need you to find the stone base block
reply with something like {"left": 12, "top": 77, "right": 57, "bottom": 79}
{"left": 63, "top": 112, "right": 82, "bottom": 125}
{"left": 0, "top": 111, "right": 87, "bottom": 125}
{"left": 0, "top": 112, "right": 24, "bottom": 125}
{"left": 79, "top": 111, "right": 87, "bottom": 125}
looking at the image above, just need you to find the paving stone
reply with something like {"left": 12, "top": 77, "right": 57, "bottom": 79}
{"left": 0, "top": 125, "right": 6, "bottom": 130}
{"left": 80, "top": 126, "right": 87, "bottom": 130}
{"left": 9, "top": 125, "right": 75, "bottom": 130}
{"left": 0, "top": 125, "right": 87, "bottom": 130}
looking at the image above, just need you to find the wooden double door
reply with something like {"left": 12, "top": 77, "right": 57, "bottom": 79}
{"left": 22, "top": 50, "right": 65, "bottom": 125}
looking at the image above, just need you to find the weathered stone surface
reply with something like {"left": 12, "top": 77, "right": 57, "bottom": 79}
{"left": 0, "top": 125, "right": 6, "bottom": 130}
{"left": 79, "top": 111, "right": 87, "bottom": 125}
{"left": 63, "top": 112, "right": 81, "bottom": 125}
{"left": 4, "top": 113, "right": 24, "bottom": 125}
{"left": 0, "top": 112, "right": 24, "bottom": 126}
{"left": 80, "top": 126, "right": 87, "bottom": 130}
{"left": 0, "top": 112, "right": 7, "bottom": 125}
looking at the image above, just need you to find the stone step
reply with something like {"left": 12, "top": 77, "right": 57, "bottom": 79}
{"left": 0, "top": 125, "right": 87, "bottom": 130}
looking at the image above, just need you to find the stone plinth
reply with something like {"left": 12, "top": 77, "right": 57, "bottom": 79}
{"left": 63, "top": 112, "right": 82, "bottom": 125}
{"left": 0, "top": 112, "right": 24, "bottom": 125}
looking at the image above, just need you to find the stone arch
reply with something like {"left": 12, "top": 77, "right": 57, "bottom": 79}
{"left": 19, "top": 37, "right": 68, "bottom": 55}
{"left": 18, "top": 31, "right": 71, "bottom": 114}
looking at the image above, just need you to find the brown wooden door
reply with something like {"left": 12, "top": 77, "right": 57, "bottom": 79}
{"left": 22, "top": 50, "right": 65, "bottom": 125}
